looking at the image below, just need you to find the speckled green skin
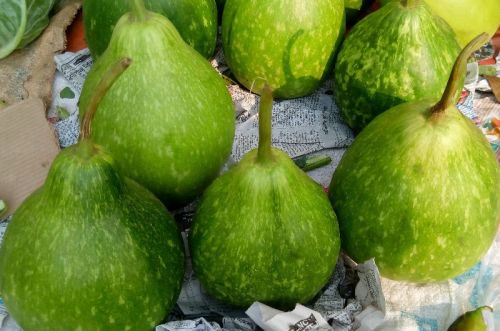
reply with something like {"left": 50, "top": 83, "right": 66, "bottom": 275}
{"left": 329, "top": 102, "right": 499, "bottom": 283}
{"left": 83, "top": 0, "right": 217, "bottom": 58}
{"left": 222, "top": 0, "right": 345, "bottom": 99}
{"left": 79, "top": 12, "right": 235, "bottom": 208}
{"left": 334, "top": 1, "right": 461, "bottom": 131}
{"left": 191, "top": 148, "right": 340, "bottom": 308}
{"left": 0, "top": 141, "right": 185, "bottom": 331}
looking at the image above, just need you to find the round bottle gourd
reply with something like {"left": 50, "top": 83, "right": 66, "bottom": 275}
{"left": 334, "top": 0, "right": 461, "bottom": 131}
{"left": 83, "top": 0, "right": 218, "bottom": 58}
{"left": 0, "top": 59, "right": 185, "bottom": 331}
{"left": 447, "top": 306, "right": 494, "bottom": 331}
{"left": 329, "top": 34, "right": 499, "bottom": 283}
{"left": 79, "top": 0, "right": 235, "bottom": 208}
{"left": 190, "top": 87, "right": 341, "bottom": 308}
{"left": 222, "top": 0, "right": 345, "bottom": 99}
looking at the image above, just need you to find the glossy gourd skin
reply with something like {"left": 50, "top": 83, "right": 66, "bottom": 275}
{"left": 334, "top": 0, "right": 461, "bottom": 131}
{"left": 448, "top": 306, "right": 493, "bottom": 331}
{"left": 79, "top": 10, "right": 235, "bottom": 208}
{"left": 222, "top": 0, "right": 345, "bottom": 99}
{"left": 83, "top": 0, "right": 218, "bottom": 58}
{"left": 0, "top": 142, "right": 185, "bottom": 331}
{"left": 330, "top": 101, "right": 498, "bottom": 282}
{"left": 330, "top": 34, "right": 499, "bottom": 283}
{"left": 191, "top": 90, "right": 340, "bottom": 308}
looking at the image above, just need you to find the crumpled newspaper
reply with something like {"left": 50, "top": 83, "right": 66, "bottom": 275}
{"left": 156, "top": 317, "right": 256, "bottom": 331}
{"left": 246, "top": 303, "right": 332, "bottom": 331}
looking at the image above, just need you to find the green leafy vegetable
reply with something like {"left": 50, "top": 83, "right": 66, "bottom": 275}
{"left": 17, "top": 0, "right": 56, "bottom": 48}
{"left": 0, "top": 0, "right": 27, "bottom": 59}
{"left": 0, "top": 0, "right": 56, "bottom": 59}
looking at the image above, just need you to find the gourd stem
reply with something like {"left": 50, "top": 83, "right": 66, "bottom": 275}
{"left": 130, "top": 0, "right": 147, "bottom": 21}
{"left": 257, "top": 85, "right": 274, "bottom": 163}
{"left": 431, "top": 33, "right": 489, "bottom": 114}
{"left": 80, "top": 58, "right": 132, "bottom": 141}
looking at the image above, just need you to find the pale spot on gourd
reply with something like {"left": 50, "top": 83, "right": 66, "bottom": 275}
{"left": 436, "top": 237, "right": 446, "bottom": 247}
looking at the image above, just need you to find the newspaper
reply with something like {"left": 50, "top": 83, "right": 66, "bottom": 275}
{"left": 230, "top": 85, "right": 353, "bottom": 162}
{"left": 0, "top": 221, "right": 8, "bottom": 244}
{"left": 221, "top": 317, "right": 256, "bottom": 331}
{"left": 0, "top": 220, "right": 20, "bottom": 331}
{"left": 210, "top": 48, "right": 354, "bottom": 162}
{"left": 47, "top": 71, "right": 81, "bottom": 147}
{"left": 311, "top": 256, "right": 385, "bottom": 331}
{"left": 0, "top": 301, "right": 7, "bottom": 330}
{"left": 351, "top": 260, "right": 385, "bottom": 313}
{"left": 156, "top": 318, "right": 222, "bottom": 331}
{"left": 0, "top": 221, "right": 7, "bottom": 326}
{"left": 53, "top": 49, "right": 93, "bottom": 93}
{"left": 156, "top": 317, "right": 256, "bottom": 331}
{"left": 457, "top": 62, "right": 480, "bottom": 119}
{"left": 246, "top": 303, "right": 332, "bottom": 331}
{"left": 176, "top": 242, "right": 385, "bottom": 331}
{"left": 48, "top": 49, "right": 93, "bottom": 147}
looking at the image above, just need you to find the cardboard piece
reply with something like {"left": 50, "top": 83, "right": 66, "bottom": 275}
{"left": 0, "top": 98, "right": 60, "bottom": 217}
{"left": 0, "top": 2, "right": 81, "bottom": 107}
{"left": 485, "top": 75, "right": 500, "bottom": 103}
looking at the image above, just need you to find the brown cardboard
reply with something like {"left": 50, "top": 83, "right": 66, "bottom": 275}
{"left": 0, "top": 98, "right": 60, "bottom": 217}
{"left": 485, "top": 75, "right": 500, "bottom": 103}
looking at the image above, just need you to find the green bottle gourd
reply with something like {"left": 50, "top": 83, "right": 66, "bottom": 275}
{"left": 329, "top": 34, "right": 499, "bottom": 283}
{"left": 0, "top": 59, "right": 185, "bottom": 331}
{"left": 448, "top": 306, "right": 494, "bottom": 331}
{"left": 222, "top": 0, "right": 345, "bottom": 99}
{"left": 79, "top": 0, "right": 235, "bottom": 208}
{"left": 334, "top": 0, "right": 461, "bottom": 131}
{"left": 190, "top": 87, "right": 341, "bottom": 308}
{"left": 83, "top": 0, "right": 218, "bottom": 58}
